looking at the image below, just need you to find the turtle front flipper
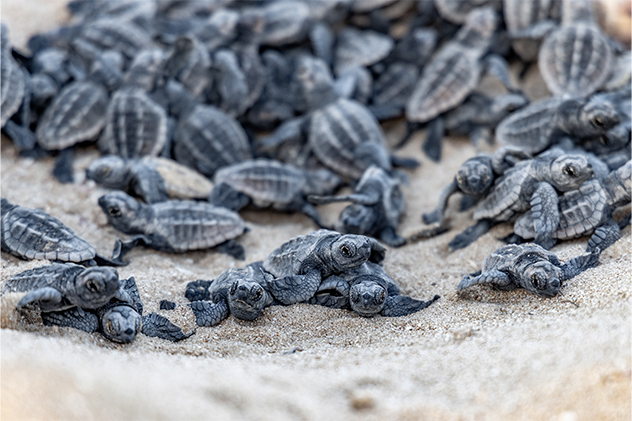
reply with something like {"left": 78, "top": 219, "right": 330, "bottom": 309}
{"left": 111, "top": 235, "right": 151, "bottom": 264}
{"left": 17, "top": 287, "right": 64, "bottom": 311}
{"left": 208, "top": 182, "right": 252, "bottom": 212}
{"left": 457, "top": 269, "right": 514, "bottom": 292}
{"left": 190, "top": 300, "right": 229, "bottom": 327}
{"left": 381, "top": 294, "right": 440, "bottom": 317}
{"left": 586, "top": 218, "right": 621, "bottom": 254}
{"left": 379, "top": 227, "right": 405, "bottom": 248}
{"left": 52, "top": 147, "right": 74, "bottom": 184}
{"left": 141, "top": 312, "right": 194, "bottom": 342}
{"left": 448, "top": 219, "right": 498, "bottom": 251}
{"left": 422, "top": 116, "right": 445, "bottom": 162}
{"left": 298, "top": 202, "right": 330, "bottom": 230}
{"left": 41, "top": 307, "right": 99, "bottom": 332}
{"left": 561, "top": 249, "right": 600, "bottom": 282}
{"left": 214, "top": 239, "right": 245, "bottom": 261}
{"left": 268, "top": 269, "right": 321, "bottom": 305}
{"left": 185, "top": 280, "right": 213, "bottom": 302}
{"left": 530, "top": 182, "right": 560, "bottom": 250}
{"left": 131, "top": 165, "right": 169, "bottom": 204}
{"left": 309, "top": 275, "right": 350, "bottom": 309}
{"left": 422, "top": 179, "right": 458, "bottom": 225}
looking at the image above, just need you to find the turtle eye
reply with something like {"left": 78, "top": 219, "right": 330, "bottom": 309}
{"left": 379, "top": 290, "right": 386, "bottom": 301}
{"left": 531, "top": 274, "right": 546, "bottom": 290}
{"left": 339, "top": 245, "right": 351, "bottom": 257}
{"left": 592, "top": 116, "right": 604, "bottom": 128}
{"left": 254, "top": 287, "right": 262, "bottom": 300}
{"left": 506, "top": 104, "right": 516, "bottom": 112}
{"left": 106, "top": 320, "right": 113, "bottom": 332}
{"left": 86, "top": 279, "right": 100, "bottom": 293}
{"left": 100, "top": 166, "right": 112, "bottom": 177}
{"left": 108, "top": 206, "right": 121, "bottom": 217}
{"left": 563, "top": 165, "right": 576, "bottom": 177}
{"left": 230, "top": 281, "right": 238, "bottom": 295}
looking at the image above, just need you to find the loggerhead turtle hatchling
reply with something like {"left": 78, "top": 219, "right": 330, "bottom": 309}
{"left": 86, "top": 155, "right": 214, "bottom": 204}
{"left": 209, "top": 158, "right": 342, "bottom": 228}
{"left": 262, "top": 229, "right": 386, "bottom": 305}
{"left": 457, "top": 243, "right": 600, "bottom": 297}
{"left": 1, "top": 263, "right": 123, "bottom": 312}
{"left": 98, "top": 191, "right": 247, "bottom": 262}
{"left": 41, "top": 276, "right": 193, "bottom": 343}
{"left": 509, "top": 160, "right": 631, "bottom": 254}
{"left": 309, "top": 262, "right": 440, "bottom": 317}
{"left": 1, "top": 198, "right": 121, "bottom": 266}
{"left": 538, "top": 0, "right": 614, "bottom": 98}
{"left": 448, "top": 153, "right": 595, "bottom": 251}
{"left": 308, "top": 166, "right": 406, "bottom": 247}
{"left": 185, "top": 261, "right": 276, "bottom": 326}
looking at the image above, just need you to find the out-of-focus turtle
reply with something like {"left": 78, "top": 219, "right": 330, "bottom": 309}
{"left": 87, "top": 155, "right": 214, "bottom": 203}
{"left": 510, "top": 160, "right": 631, "bottom": 253}
{"left": 122, "top": 48, "right": 167, "bottom": 93}
{"left": 162, "top": 35, "right": 212, "bottom": 98}
{"left": 334, "top": 27, "right": 394, "bottom": 75}
{"left": 41, "top": 275, "right": 193, "bottom": 343}
{"left": 309, "top": 262, "right": 440, "bottom": 317}
{"left": 449, "top": 153, "right": 595, "bottom": 251}
{"left": 1, "top": 198, "right": 121, "bottom": 266}
{"left": 538, "top": 0, "right": 614, "bottom": 97}
{"left": 457, "top": 243, "right": 599, "bottom": 297}
{"left": 209, "top": 159, "right": 342, "bottom": 228}
{"left": 309, "top": 166, "right": 406, "bottom": 247}
{"left": 1, "top": 263, "right": 122, "bottom": 312}
{"left": 186, "top": 261, "right": 276, "bottom": 326}
{"left": 262, "top": 229, "right": 386, "bottom": 305}
{"left": 98, "top": 191, "right": 247, "bottom": 261}
{"left": 435, "top": 0, "right": 501, "bottom": 24}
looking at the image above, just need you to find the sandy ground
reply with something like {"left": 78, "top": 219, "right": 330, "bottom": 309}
{"left": 1, "top": 1, "right": 631, "bottom": 420}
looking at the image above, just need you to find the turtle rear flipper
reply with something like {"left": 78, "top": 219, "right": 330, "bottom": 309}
{"left": 381, "top": 294, "right": 440, "bottom": 317}
{"left": 190, "top": 300, "right": 229, "bottom": 327}
{"left": 141, "top": 312, "right": 194, "bottom": 342}
{"left": 41, "top": 307, "right": 99, "bottom": 332}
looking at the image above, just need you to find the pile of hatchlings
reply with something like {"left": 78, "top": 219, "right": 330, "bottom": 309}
{"left": 1, "top": 0, "right": 630, "bottom": 344}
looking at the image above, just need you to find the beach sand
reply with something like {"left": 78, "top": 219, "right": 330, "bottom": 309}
{"left": 2, "top": 2, "right": 630, "bottom": 419}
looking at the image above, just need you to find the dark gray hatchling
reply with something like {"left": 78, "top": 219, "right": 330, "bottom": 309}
{"left": 209, "top": 158, "right": 342, "bottom": 228}
{"left": 457, "top": 243, "right": 600, "bottom": 297}
{"left": 308, "top": 166, "right": 406, "bottom": 247}
{"left": 1, "top": 263, "right": 123, "bottom": 312}
{"left": 496, "top": 94, "right": 622, "bottom": 155}
{"left": 242, "top": 1, "right": 312, "bottom": 47}
{"left": 185, "top": 261, "right": 276, "bottom": 327}
{"left": 333, "top": 27, "right": 394, "bottom": 75}
{"left": 1, "top": 198, "right": 121, "bottom": 266}
{"left": 449, "top": 153, "right": 595, "bottom": 251}
{"left": 503, "top": 0, "right": 561, "bottom": 63}
{"left": 404, "top": 6, "right": 514, "bottom": 161}
{"left": 262, "top": 229, "right": 387, "bottom": 305}
{"left": 87, "top": 155, "right": 214, "bottom": 204}
{"left": 168, "top": 80, "right": 253, "bottom": 178}
{"left": 162, "top": 35, "right": 212, "bottom": 99}
{"left": 98, "top": 191, "right": 247, "bottom": 262}
{"left": 309, "top": 262, "right": 440, "bottom": 317}
{"left": 40, "top": 276, "right": 193, "bottom": 343}
{"left": 510, "top": 160, "right": 631, "bottom": 254}
{"left": 538, "top": 0, "right": 614, "bottom": 98}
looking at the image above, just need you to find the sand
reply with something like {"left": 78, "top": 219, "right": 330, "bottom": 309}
{"left": 1, "top": 2, "right": 631, "bottom": 420}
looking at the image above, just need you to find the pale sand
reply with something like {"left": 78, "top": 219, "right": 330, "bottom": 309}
{"left": 1, "top": 2, "right": 631, "bottom": 420}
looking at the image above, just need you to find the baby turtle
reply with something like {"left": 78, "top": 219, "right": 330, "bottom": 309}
{"left": 186, "top": 261, "right": 276, "bottom": 326}
{"left": 41, "top": 276, "right": 193, "bottom": 343}
{"left": 209, "top": 159, "right": 342, "bottom": 228}
{"left": 87, "top": 155, "right": 214, "bottom": 203}
{"left": 309, "top": 262, "right": 440, "bottom": 317}
{"left": 1, "top": 198, "right": 120, "bottom": 266}
{"left": 98, "top": 191, "right": 247, "bottom": 262}
{"left": 511, "top": 160, "right": 631, "bottom": 253}
{"left": 503, "top": 0, "right": 561, "bottom": 63}
{"left": 309, "top": 166, "right": 406, "bottom": 247}
{"left": 457, "top": 243, "right": 600, "bottom": 297}
{"left": 449, "top": 153, "right": 595, "bottom": 251}
{"left": 334, "top": 27, "right": 394, "bottom": 74}
{"left": 1, "top": 263, "right": 122, "bottom": 312}
{"left": 262, "top": 229, "right": 386, "bottom": 305}
{"left": 538, "top": 0, "right": 613, "bottom": 97}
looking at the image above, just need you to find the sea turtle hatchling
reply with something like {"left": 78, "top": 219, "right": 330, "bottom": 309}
{"left": 457, "top": 243, "right": 600, "bottom": 297}
{"left": 309, "top": 262, "right": 440, "bottom": 317}
{"left": 185, "top": 261, "right": 276, "bottom": 326}
{"left": 1, "top": 263, "right": 123, "bottom": 312}
{"left": 448, "top": 153, "right": 594, "bottom": 251}
{"left": 1, "top": 198, "right": 121, "bottom": 266}
{"left": 40, "top": 276, "right": 193, "bottom": 343}
{"left": 308, "top": 166, "right": 406, "bottom": 247}
{"left": 98, "top": 191, "right": 247, "bottom": 262}
{"left": 262, "top": 229, "right": 386, "bottom": 305}
{"left": 209, "top": 159, "right": 342, "bottom": 228}
{"left": 86, "top": 155, "right": 214, "bottom": 203}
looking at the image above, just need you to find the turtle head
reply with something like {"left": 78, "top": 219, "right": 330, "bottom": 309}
{"left": 98, "top": 191, "right": 143, "bottom": 232}
{"left": 549, "top": 155, "right": 593, "bottom": 191}
{"left": 101, "top": 305, "right": 141, "bottom": 343}
{"left": 522, "top": 260, "right": 562, "bottom": 297}
{"left": 330, "top": 234, "right": 374, "bottom": 272}
{"left": 86, "top": 156, "right": 130, "bottom": 188}
{"left": 349, "top": 275, "right": 387, "bottom": 317}
{"left": 337, "top": 204, "right": 378, "bottom": 236}
{"left": 74, "top": 267, "right": 121, "bottom": 309}
{"left": 227, "top": 280, "right": 269, "bottom": 321}
{"left": 580, "top": 100, "right": 620, "bottom": 135}
{"left": 456, "top": 158, "right": 494, "bottom": 195}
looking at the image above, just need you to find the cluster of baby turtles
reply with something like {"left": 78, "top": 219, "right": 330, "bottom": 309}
{"left": 1, "top": 0, "right": 630, "bottom": 344}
